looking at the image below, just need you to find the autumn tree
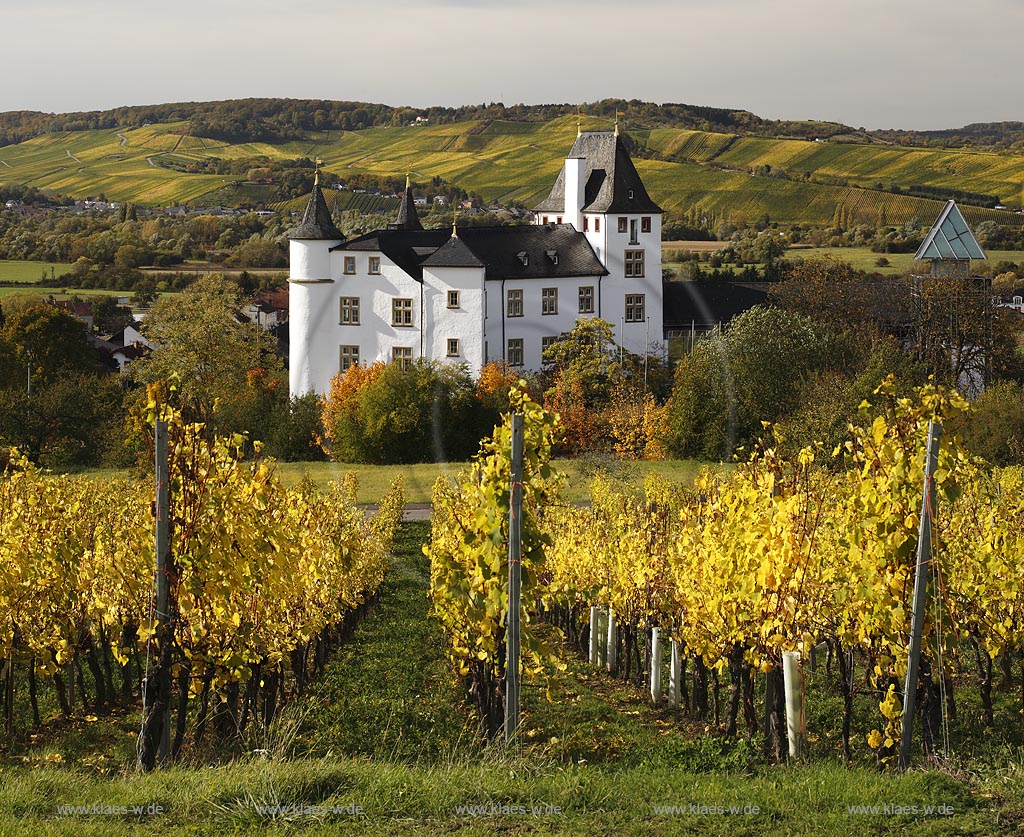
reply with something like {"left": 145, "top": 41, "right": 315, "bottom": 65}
{"left": 128, "top": 274, "right": 284, "bottom": 433}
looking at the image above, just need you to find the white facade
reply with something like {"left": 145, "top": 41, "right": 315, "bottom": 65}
{"left": 289, "top": 132, "right": 665, "bottom": 397}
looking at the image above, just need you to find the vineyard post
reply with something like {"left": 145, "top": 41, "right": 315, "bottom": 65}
{"left": 650, "top": 627, "right": 662, "bottom": 704}
{"left": 140, "top": 418, "right": 172, "bottom": 770}
{"left": 669, "top": 639, "right": 681, "bottom": 709}
{"left": 783, "top": 650, "right": 805, "bottom": 759}
{"left": 606, "top": 608, "right": 617, "bottom": 673}
{"left": 589, "top": 606, "right": 600, "bottom": 665}
{"left": 504, "top": 413, "right": 524, "bottom": 744}
{"left": 899, "top": 420, "right": 942, "bottom": 770}
{"left": 597, "top": 608, "right": 608, "bottom": 669}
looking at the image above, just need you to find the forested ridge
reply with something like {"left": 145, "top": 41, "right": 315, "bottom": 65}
{"left": 5, "top": 97, "right": 1024, "bottom": 149}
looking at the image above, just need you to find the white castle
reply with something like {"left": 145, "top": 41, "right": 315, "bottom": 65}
{"left": 288, "top": 128, "right": 664, "bottom": 397}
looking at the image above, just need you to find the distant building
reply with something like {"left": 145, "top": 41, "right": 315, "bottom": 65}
{"left": 287, "top": 129, "right": 664, "bottom": 397}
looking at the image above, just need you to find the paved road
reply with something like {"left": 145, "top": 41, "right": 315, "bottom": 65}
{"left": 358, "top": 502, "right": 431, "bottom": 521}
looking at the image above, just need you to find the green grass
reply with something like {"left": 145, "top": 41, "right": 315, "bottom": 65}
{"left": 4, "top": 117, "right": 1024, "bottom": 228}
{"left": 786, "top": 246, "right": 1024, "bottom": 276}
{"left": 0, "top": 260, "right": 76, "bottom": 284}
{"left": 252, "top": 457, "right": 714, "bottom": 505}
{"left": 2, "top": 520, "right": 1023, "bottom": 834}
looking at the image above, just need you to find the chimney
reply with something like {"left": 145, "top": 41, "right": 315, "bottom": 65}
{"left": 564, "top": 156, "right": 586, "bottom": 232}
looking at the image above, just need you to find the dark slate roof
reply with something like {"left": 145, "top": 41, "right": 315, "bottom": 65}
{"left": 338, "top": 229, "right": 452, "bottom": 279}
{"left": 289, "top": 179, "right": 344, "bottom": 240}
{"left": 535, "top": 132, "right": 662, "bottom": 215}
{"left": 334, "top": 224, "right": 606, "bottom": 282}
{"left": 663, "top": 281, "right": 769, "bottom": 330}
{"left": 391, "top": 179, "right": 424, "bottom": 231}
{"left": 421, "top": 234, "right": 484, "bottom": 268}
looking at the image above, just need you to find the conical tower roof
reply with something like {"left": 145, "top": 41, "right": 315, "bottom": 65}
{"left": 392, "top": 175, "right": 424, "bottom": 231}
{"left": 290, "top": 171, "right": 344, "bottom": 240}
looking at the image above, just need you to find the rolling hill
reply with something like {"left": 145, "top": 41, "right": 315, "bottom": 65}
{"left": 2, "top": 111, "right": 1024, "bottom": 231}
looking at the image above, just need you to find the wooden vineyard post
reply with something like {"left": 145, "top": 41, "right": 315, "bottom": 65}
{"left": 596, "top": 608, "right": 608, "bottom": 669}
{"left": 140, "top": 418, "right": 173, "bottom": 771}
{"left": 589, "top": 606, "right": 600, "bottom": 665}
{"left": 504, "top": 414, "right": 524, "bottom": 744}
{"left": 899, "top": 421, "right": 942, "bottom": 770}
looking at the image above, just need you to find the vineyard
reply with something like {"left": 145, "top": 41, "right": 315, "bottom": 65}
{"left": 429, "top": 378, "right": 1024, "bottom": 765}
{"left": 0, "top": 384, "right": 405, "bottom": 764}
{"left": 4, "top": 116, "right": 1024, "bottom": 229}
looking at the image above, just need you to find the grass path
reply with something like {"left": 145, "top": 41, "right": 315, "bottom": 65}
{"left": 292, "top": 520, "right": 476, "bottom": 762}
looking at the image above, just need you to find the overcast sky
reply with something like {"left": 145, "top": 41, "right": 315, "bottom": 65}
{"left": 2, "top": 0, "right": 1017, "bottom": 130}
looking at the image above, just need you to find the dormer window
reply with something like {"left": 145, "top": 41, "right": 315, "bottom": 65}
{"left": 545, "top": 249, "right": 558, "bottom": 266}
{"left": 628, "top": 189, "right": 634, "bottom": 200}
{"left": 517, "top": 251, "right": 529, "bottom": 267}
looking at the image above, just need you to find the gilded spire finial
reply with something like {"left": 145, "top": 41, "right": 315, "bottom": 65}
{"left": 314, "top": 158, "right": 323, "bottom": 186}
{"left": 577, "top": 106, "right": 582, "bottom": 137}
{"left": 452, "top": 206, "right": 459, "bottom": 237}
{"left": 405, "top": 173, "right": 411, "bottom": 190}
{"left": 614, "top": 112, "right": 620, "bottom": 137}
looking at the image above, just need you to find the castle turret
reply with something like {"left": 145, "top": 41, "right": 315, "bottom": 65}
{"left": 390, "top": 175, "right": 424, "bottom": 231}
{"left": 289, "top": 167, "right": 344, "bottom": 397}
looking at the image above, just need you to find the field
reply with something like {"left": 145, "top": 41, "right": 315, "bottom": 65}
{"left": 0, "top": 260, "right": 76, "bottom": 284}
{"left": 4, "top": 117, "right": 1024, "bottom": 228}
{"left": 661, "top": 243, "right": 1024, "bottom": 277}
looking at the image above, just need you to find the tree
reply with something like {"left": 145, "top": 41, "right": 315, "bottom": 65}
{"left": 328, "top": 360, "right": 486, "bottom": 464}
{"left": 92, "top": 296, "right": 134, "bottom": 335}
{"left": 663, "top": 306, "right": 850, "bottom": 459}
{"left": 128, "top": 274, "right": 284, "bottom": 431}
{"left": 0, "top": 303, "right": 97, "bottom": 388}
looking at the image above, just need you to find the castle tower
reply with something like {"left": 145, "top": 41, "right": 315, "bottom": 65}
{"left": 389, "top": 175, "right": 424, "bottom": 231}
{"left": 534, "top": 130, "right": 663, "bottom": 357}
{"left": 288, "top": 166, "right": 345, "bottom": 397}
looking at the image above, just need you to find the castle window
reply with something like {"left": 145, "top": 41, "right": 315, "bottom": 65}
{"left": 343, "top": 256, "right": 356, "bottom": 274}
{"left": 542, "top": 288, "right": 558, "bottom": 315}
{"left": 595, "top": 218, "right": 600, "bottom": 232}
{"left": 339, "top": 345, "right": 359, "bottom": 372}
{"left": 448, "top": 290, "right": 461, "bottom": 309}
{"left": 392, "top": 298, "right": 413, "bottom": 326}
{"left": 629, "top": 219, "right": 638, "bottom": 244}
{"left": 368, "top": 256, "right": 381, "bottom": 274}
{"left": 447, "top": 338, "right": 460, "bottom": 357}
{"left": 507, "top": 288, "right": 523, "bottom": 317}
{"left": 339, "top": 296, "right": 360, "bottom": 325}
{"left": 641, "top": 217, "right": 652, "bottom": 233}
{"left": 542, "top": 215, "right": 549, "bottom": 224}
{"left": 583, "top": 216, "right": 589, "bottom": 232}
{"left": 625, "top": 293, "right": 645, "bottom": 323}
{"left": 617, "top": 217, "right": 627, "bottom": 234}
{"left": 578, "top": 286, "right": 594, "bottom": 314}
{"left": 541, "top": 335, "right": 557, "bottom": 357}
{"left": 507, "top": 338, "right": 524, "bottom": 367}
{"left": 556, "top": 216, "right": 562, "bottom": 224}
{"left": 392, "top": 346, "right": 413, "bottom": 370}
{"left": 624, "top": 249, "right": 645, "bottom": 278}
